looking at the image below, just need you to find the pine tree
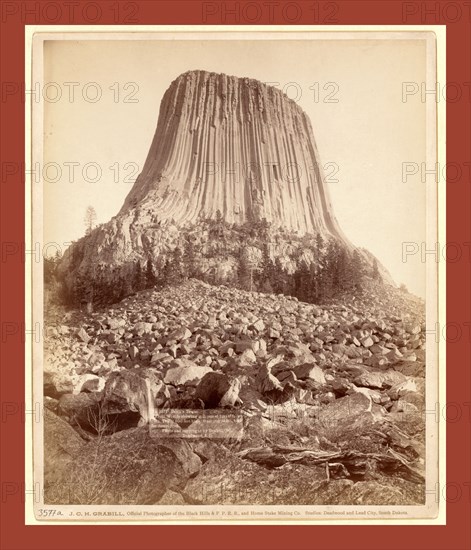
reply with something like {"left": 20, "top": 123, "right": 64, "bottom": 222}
{"left": 257, "top": 243, "right": 275, "bottom": 292}
{"left": 350, "top": 249, "right": 366, "bottom": 292}
{"left": 74, "top": 275, "right": 87, "bottom": 309}
{"left": 294, "top": 259, "right": 311, "bottom": 301}
{"left": 336, "top": 247, "right": 350, "bottom": 293}
{"left": 165, "top": 246, "right": 185, "bottom": 284}
{"left": 132, "top": 262, "right": 146, "bottom": 293}
{"left": 273, "top": 257, "right": 293, "bottom": 295}
{"left": 84, "top": 206, "right": 97, "bottom": 235}
{"left": 159, "top": 259, "right": 170, "bottom": 287}
{"left": 124, "top": 268, "right": 133, "bottom": 296}
{"left": 43, "top": 256, "right": 56, "bottom": 285}
{"left": 145, "top": 258, "right": 157, "bottom": 288}
{"left": 309, "top": 262, "right": 320, "bottom": 303}
{"left": 237, "top": 249, "right": 252, "bottom": 291}
{"left": 319, "top": 240, "right": 338, "bottom": 300}
{"left": 183, "top": 236, "right": 197, "bottom": 278}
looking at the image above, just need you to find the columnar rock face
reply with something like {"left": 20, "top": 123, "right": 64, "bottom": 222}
{"left": 61, "top": 70, "right": 390, "bottom": 297}
{"left": 121, "top": 70, "right": 348, "bottom": 238}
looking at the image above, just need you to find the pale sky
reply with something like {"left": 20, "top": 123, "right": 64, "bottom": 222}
{"left": 43, "top": 35, "right": 428, "bottom": 297}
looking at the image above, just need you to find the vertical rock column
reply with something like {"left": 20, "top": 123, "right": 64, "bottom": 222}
{"left": 120, "top": 70, "right": 348, "bottom": 242}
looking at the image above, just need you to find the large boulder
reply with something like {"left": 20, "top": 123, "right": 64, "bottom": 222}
{"left": 293, "top": 363, "right": 326, "bottom": 384}
{"left": 44, "top": 368, "right": 81, "bottom": 399}
{"left": 354, "top": 369, "right": 406, "bottom": 389}
{"left": 164, "top": 365, "right": 213, "bottom": 386}
{"left": 194, "top": 372, "right": 242, "bottom": 408}
{"left": 76, "top": 327, "right": 90, "bottom": 343}
{"left": 166, "top": 326, "right": 192, "bottom": 343}
{"left": 57, "top": 392, "right": 101, "bottom": 431}
{"left": 281, "top": 342, "right": 318, "bottom": 366}
{"left": 103, "top": 368, "right": 169, "bottom": 423}
{"left": 317, "top": 393, "right": 373, "bottom": 426}
{"left": 74, "top": 373, "right": 106, "bottom": 394}
{"left": 43, "top": 409, "right": 86, "bottom": 503}
{"left": 237, "top": 348, "right": 257, "bottom": 366}
{"left": 133, "top": 322, "right": 153, "bottom": 336}
{"left": 106, "top": 317, "right": 126, "bottom": 330}
{"left": 393, "top": 361, "right": 425, "bottom": 377}
{"left": 46, "top": 427, "right": 195, "bottom": 505}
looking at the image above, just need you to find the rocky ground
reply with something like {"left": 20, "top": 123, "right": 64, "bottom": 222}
{"left": 43, "top": 279, "right": 426, "bottom": 506}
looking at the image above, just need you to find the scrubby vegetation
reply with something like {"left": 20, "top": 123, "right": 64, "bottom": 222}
{"left": 45, "top": 215, "right": 380, "bottom": 310}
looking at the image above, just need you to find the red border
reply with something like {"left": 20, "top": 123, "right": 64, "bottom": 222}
{"left": 1, "top": 1, "right": 470, "bottom": 549}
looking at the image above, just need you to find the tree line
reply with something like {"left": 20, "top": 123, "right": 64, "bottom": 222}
{"left": 46, "top": 215, "right": 380, "bottom": 309}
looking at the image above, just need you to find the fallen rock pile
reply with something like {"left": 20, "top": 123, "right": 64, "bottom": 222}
{"left": 43, "top": 279, "right": 426, "bottom": 505}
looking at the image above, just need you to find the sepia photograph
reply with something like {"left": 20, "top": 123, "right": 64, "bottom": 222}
{"left": 27, "top": 27, "right": 444, "bottom": 523}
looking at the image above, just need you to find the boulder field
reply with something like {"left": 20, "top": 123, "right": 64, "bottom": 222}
{"left": 44, "top": 279, "right": 425, "bottom": 505}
